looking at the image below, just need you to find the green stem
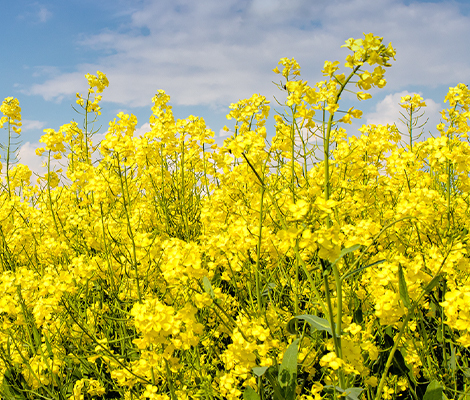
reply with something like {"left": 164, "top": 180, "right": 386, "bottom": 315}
{"left": 319, "top": 64, "right": 364, "bottom": 390}
{"left": 116, "top": 152, "right": 142, "bottom": 303}
{"left": 255, "top": 180, "right": 265, "bottom": 315}
{"left": 409, "top": 107, "right": 413, "bottom": 150}
{"left": 322, "top": 262, "right": 345, "bottom": 389}
{"left": 242, "top": 152, "right": 329, "bottom": 316}
{"left": 179, "top": 135, "right": 190, "bottom": 239}
{"left": 165, "top": 360, "right": 177, "bottom": 400}
{"left": 46, "top": 151, "right": 61, "bottom": 237}
{"left": 374, "top": 274, "right": 443, "bottom": 400}
{"left": 6, "top": 117, "right": 12, "bottom": 198}
{"left": 100, "top": 203, "right": 116, "bottom": 293}
{"left": 290, "top": 105, "right": 297, "bottom": 201}
{"left": 447, "top": 159, "right": 451, "bottom": 233}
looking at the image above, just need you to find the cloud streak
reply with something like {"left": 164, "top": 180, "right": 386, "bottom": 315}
{"left": 11, "top": 0, "right": 470, "bottom": 173}
{"left": 365, "top": 91, "right": 442, "bottom": 140}
{"left": 17, "top": 2, "right": 53, "bottom": 24}
{"left": 25, "top": 0, "right": 470, "bottom": 113}
{"left": 37, "top": 4, "right": 52, "bottom": 23}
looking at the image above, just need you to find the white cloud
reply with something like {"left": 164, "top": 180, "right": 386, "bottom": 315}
{"left": 16, "top": 142, "right": 56, "bottom": 184}
{"left": 37, "top": 4, "right": 52, "bottom": 23}
{"left": 320, "top": 0, "right": 470, "bottom": 89}
{"left": 134, "top": 122, "right": 151, "bottom": 138}
{"left": 366, "top": 91, "right": 415, "bottom": 128}
{"left": 23, "top": 1, "right": 338, "bottom": 108}
{"left": 218, "top": 128, "right": 232, "bottom": 138}
{"left": 28, "top": 71, "right": 90, "bottom": 103}
{"left": 21, "top": 119, "right": 47, "bottom": 132}
{"left": 23, "top": 0, "right": 470, "bottom": 131}
{"left": 89, "top": 122, "right": 153, "bottom": 144}
{"left": 18, "top": 2, "right": 53, "bottom": 24}
{"left": 365, "top": 91, "right": 443, "bottom": 142}
{"left": 91, "top": 132, "right": 107, "bottom": 146}
{"left": 31, "top": 66, "right": 61, "bottom": 78}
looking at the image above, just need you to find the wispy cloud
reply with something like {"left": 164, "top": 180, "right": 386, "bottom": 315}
{"left": 25, "top": 0, "right": 470, "bottom": 112}
{"left": 21, "top": 119, "right": 47, "bottom": 132}
{"left": 31, "top": 66, "right": 62, "bottom": 79}
{"left": 37, "top": 4, "right": 52, "bottom": 23}
{"left": 18, "top": 2, "right": 52, "bottom": 24}
{"left": 365, "top": 91, "right": 443, "bottom": 141}
{"left": 28, "top": 71, "right": 90, "bottom": 103}
{"left": 12, "top": 0, "right": 470, "bottom": 173}
{"left": 16, "top": 142, "right": 51, "bottom": 184}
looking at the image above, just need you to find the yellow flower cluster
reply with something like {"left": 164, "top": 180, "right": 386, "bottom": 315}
{"left": 0, "top": 97, "right": 22, "bottom": 134}
{"left": 0, "top": 33, "right": 470, "bottom": 400}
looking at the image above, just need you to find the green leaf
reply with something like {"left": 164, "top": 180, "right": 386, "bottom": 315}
{"left": 353, "top": 302, "right": 363, "bottom": 324}
{"left": 278, "top": 339, "right": 299, "bottom": 400}
{"left": 424, "top": 274, "right": 442, "bottom": 295}
{"left": 383, "top": 333, "right": 410, "bottom": 377}
{"left": 323, "top": 386, "right": 364, "bottom": 400}
{"left": 252, "top": 366, "right": 270, "bottom": 377}
{"left": 423, "top": 380, "right": 444, "bottom": 400}
{"left": 261, "top": 283, "right": 276, "bottom": 297}
{"left": 437, "top": 325, "right": 443, "bottom": 342}
{"left": 287, "top": 314, "right": 334, "bottom": 336}
{"left": 43, "top": 334, "right": 54, "bottom": 358}
{"left": 243, "top": 386, "right": 260, "bottom": 400}
{"left": 398, "top": 263, "right": 411, "bottom": 309}
{"left": 342, "top": 259, "right": 386, "bottom": 281}
{"left": 449, "top": 345, "right": 456, "bottom": 373}
{"left": 203, "top": 276, "right": 215, "bottom": 299}
{"left": 264, "top": 366, "right": 283, "bottom": 400}
{"left": 331, "top": 244, "right": 362, "bottom": 266}
{"left": 32, "top": 324, "right": 42, "bottom": 350}
{"left": 343, "top": 387, "right": 364, "bottom": 400}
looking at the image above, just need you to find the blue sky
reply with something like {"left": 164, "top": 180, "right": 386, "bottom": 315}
{"left": 1, "top": 0, "right": 470, "bottom": 175}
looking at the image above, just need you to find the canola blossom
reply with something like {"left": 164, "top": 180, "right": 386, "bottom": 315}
{"left": 0, "top": 33, "right": 470, "bottom": 400}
